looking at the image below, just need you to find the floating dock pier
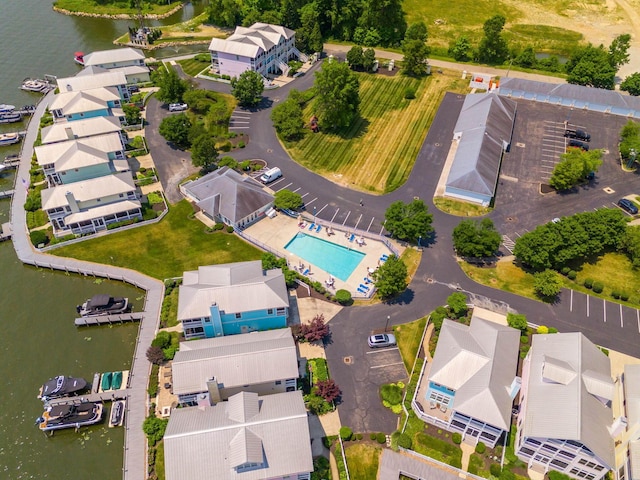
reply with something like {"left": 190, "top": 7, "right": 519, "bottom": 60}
{"left": 0, "top": 223, "right": 12, "bottom": 241}
{"left": 74, "top": 312, "right": 143, "bottom": 327}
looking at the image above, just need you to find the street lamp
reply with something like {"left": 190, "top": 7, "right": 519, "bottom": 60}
{"left": 418, "top": 236, "right": 422, "bottom": 247}
{"left": 385, "top": 315, "right": 390, "bottom": 332}
{"left": 313, "top": 206, "right": 316, "bottom": 223}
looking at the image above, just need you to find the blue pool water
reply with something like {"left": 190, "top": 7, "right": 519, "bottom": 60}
{"left": 284, "top": 232, "right": 366, "bottom": 281}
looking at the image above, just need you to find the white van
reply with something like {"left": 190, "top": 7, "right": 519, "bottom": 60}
{"left": 260, "top": 167, "right": 282, "bottom": 184}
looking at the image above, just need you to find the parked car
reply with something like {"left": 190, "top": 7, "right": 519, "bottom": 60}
{"left": 618, "top": 198, "right": 639, "bottom": 215}
{"left": 128, "top": 85, "right": 140, "bottom": 93}
{"left": 259, "top": 167, "right": 282, "bottom": 184}
{"left": 368, "top": 333, "right": 396, "bottom": 348}
{"left": 564, "top": 129, "right": 591, "bottom": 142}
{"left": 568, "top": 139, "right": 589, "bottom": 151}
{"left": 168, "top": 103, "right": 188, "bottom": 112}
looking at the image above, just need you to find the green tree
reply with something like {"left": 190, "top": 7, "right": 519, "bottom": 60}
{"left": 372, "top": 254, "right": 408, "bottom": 299}
{"left": 274, "top": 189, "right": 303, "bottom": 210}
{"left": 566, "top": 45, "right": 616, "bottom": 89}
{"left": 190, "top": 134, "right": 218, "bottom": 172}
{"left": 230, "top": 70, "right": 264, "bottom": 107}
{"left": 271, "top": 98, "right": 305, "bottom": 141}
{"left": 621, "top": 73, "right": 640, "bottom": 96}
{"left": 478, "top": 15, "right": 509, "bottom": 64}
{"left": 621, "top": 225, "right": 640, "bottom": 268}
{"left": 206, "top": 0, "right": 242, "bottom": 27}
{"left": 404, "top": 21, "right": 427, "bottom": 42}
{"left": 314, "top": 59, "right": 360, "bottom": 130}
{"left": 158, "top": 113, "right": 192, "bottom": 149}
{"left": 142, "top": 416, "right": 168, "bottom": 446}
{"left": 296, "top": 3, "right": 323, "bottom": 54}
{"left": 384, "top": 199, "right": 434, "bottom": 243}
{"left": 347, "top": 45, "right": 364, "bottom": 70}
{"left": 514, "top": 46, "right": 537, "bottom": 68}
{"left": 452, "top": 218, "right": 501, "bottom": 257}
{"left": 447, "top": 292, "right": 468, "bottom": 318}
{"left": 123, "top": 104, "right": 141, "bottom": 125}
{"left": 362, "top": 48, "right": 377, "bottom": 72}
{"left": 507, "top": 313, "right": 528, "bottom": 332}
{"left": 402, "top": 39, "right": 430, "bottom": 77}
{"left": 608, "top": 34, "right": 632, "bottom": 69}
{"left": 152, "top": 66, "right": 188, "bottom": 104}
{"left": 533, "top": 270, "right": 562, "bottom": 300}
{"left": 449, "top": 36, "right": 472, "bottom": 62}
{"left": 358, "top": 0, "right": 406, "bottom": 46}
{"left": 549, "top": 149, "right": 603, "bottom": 191}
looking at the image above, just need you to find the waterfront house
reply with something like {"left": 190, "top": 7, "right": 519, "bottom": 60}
{"left": 618, "top": 364, "right": 640, "bottom": 480}
{"left": 50, "top": 87, "right": 124, "bottom": 123}
{"left": 163, "top": 390, "right": 313, "bottom": 480}
{"left": 41, "top": 116, "right": 123, "bottom": 146}
{"left": 81, "top": 47, "right": 150, "bottom": 83}
{"left": 209, "top": 22, "right": 306, "bottom": 78}
{"left": 56, "top": 69, "right": 130, "bottom": 102}
{"left": 180, "top": 166, "right": 274, "bottom": 230}
{"left": 177, "top": 260, "right": 289, "bottom": 339}
{"left": 172, "top": 328, "right": 299, "bottom": 406}
{"left": 41, "top": 171, "right": 141, "bottom": 236}
{"left": 412, "top": 310, "right": 520, "bottom": 448}
{"left": 515, "top": 332, "right": 615, "bottom": 480}
{"left": 35, "top": 132, "right": 128, "bottom": 186}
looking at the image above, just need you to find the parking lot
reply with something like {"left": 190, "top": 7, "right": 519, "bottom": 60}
{"left": 490, "top": 99, "right": 637, "bottom": 246}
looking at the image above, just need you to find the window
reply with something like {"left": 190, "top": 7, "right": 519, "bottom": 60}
{"left": 275, "top": 380, "right": 281, "bottom": 385}
{"left": 276, "top": 307, "right": 286, "bottom": 315}
{"left": 559, "top": 451, "right": 575, "bottom": 460}
{"left": 235, "top": 313, "right": 242, "bottom": 319}
{"left": 119, "top": 193, "right": 124, "bottom": 198}
{"left": 551, "top": 460, "right": 569, "bottom": 469}
{"left": 520, "top": 447, "right": 535, "bottom": 456}
{"left": 267, "top": 309, "right": 273, "bottom": 315}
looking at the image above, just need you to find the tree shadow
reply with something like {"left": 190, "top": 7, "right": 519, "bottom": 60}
{"left": 386, "top": 288, "right": 415, "bottom": 305}
{"left": 324, "top": 115, "right": 370, "bottom": 140}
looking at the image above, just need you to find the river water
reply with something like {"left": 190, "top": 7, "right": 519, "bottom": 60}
{"left": 0, "top": 1, "right": 206, "bottom": 478}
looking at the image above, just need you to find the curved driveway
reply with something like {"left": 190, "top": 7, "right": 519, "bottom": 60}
{"left": 150, "top": 56, "right": 640, "bottom": 432}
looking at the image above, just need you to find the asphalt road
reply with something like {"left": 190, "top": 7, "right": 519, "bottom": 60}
{"left": 148, "top": 58, "right": 640, "bottom": 434}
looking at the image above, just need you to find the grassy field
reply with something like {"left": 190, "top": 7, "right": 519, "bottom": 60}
{"left": 345, "top": 444, "right": 382, "bottom": 480}
{"left": 287, "top": 69, "right": 468, "bottom": 194}
{"left": 433, "top": 197, "right": 492, "bottom": 217}
{"left": 402, "top": 0, "right": 596, "bottom": 56}
{"left": 460, "top": 252, "right": 640, "bottom": 307}
{"left": 394, "top": 316, "right": 428, "bottom": 372}
{"left": 413, "top": 432, "right": 462, "bottom": 465}
{"left": 177, "top": 57, "right": 211, "bottom": 77}
{"left": 54, "top": 0, "right": 182, "bottom": 16}
{"left": 53, "top": 200, "right": 262, "bottom": 280}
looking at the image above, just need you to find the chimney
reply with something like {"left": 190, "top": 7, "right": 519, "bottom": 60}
{"left": 206, "top": 377, "right": 222, "bottom": 405}
{"left": 65, "top": 127, "right": 74, "bottom": 140}
{"left": 65, "top": 191, "right": 79, "bottom": 213}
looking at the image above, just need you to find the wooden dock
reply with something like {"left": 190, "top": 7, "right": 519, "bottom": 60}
{"left": 46, "top": 388, "right": 129, "bottom": 406}
{"left": 0, "top": 223, "right": 11, "bottom": 241}
{"left": 74, "top": 312, "right": 144, "bottom": 327}
{"left": 0, "top": 190, "right": 14, "bottom": 199}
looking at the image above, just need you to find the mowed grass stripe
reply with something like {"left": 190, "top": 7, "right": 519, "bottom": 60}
{"left": 288, "top": 70, "right": 467, "bottom": 193}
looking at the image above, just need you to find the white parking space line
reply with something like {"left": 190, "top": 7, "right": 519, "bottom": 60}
{"left": 371, "top": 362, "right": 405, "bottom": 369}
{"left": 367, "top": 217, "right": 375, "bottom": 232}
{"left": 229, "top": 126, "right": 250, "bottom": 129}
{"left": 330, "top": 209, "right": 339, "bottom": 223}
{"left": 570, "top": 290, "right": 573, "bottom": 312}
{"left": 316, "top": 203, "right": 329, "bottom": 215}
{"left": 342, "top": 211, "right": 351, "bottom": 226}
{"left": 275, "top": 181, "right": 292, "bottom": 191}
{"left": 637, "top": 310, "right": 640, "bottom": 333}
{"left": 603, "top": 299, "right": 607, "bottom": 323}
{"left": 305, "top": 197, "right": 318, "bottom": 207}
{"left": 230, "top": 120, "right": 250, "bottom": 124}
{"left": 301, "top": 192, "right": 310, "bottom": 197}
{"left": 379, "top": 225, "right": 385, "bottom": 236}
{"left": 366, "top": 347, "right": 399, "bottom": 355}
{"left": 354, "top": 214, "right": 362, "bottom": 231}
{"left": 620, "top": 304, "right": 624, "bottom": 328}
{"left": 292, "top": 187, "right": 302, "bottom": 193}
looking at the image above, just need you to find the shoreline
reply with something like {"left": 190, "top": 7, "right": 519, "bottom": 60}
{"left": 52, "top": 2, "right": 185, "bottom": 20}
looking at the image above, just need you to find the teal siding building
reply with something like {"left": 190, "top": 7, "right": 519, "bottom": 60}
{"left": 178, "top": 261, "right": 289, "bottom": 340}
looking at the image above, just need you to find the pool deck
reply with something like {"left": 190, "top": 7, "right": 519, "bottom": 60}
{"left": 243, "top": 214, "right": 403, "bottom": 296}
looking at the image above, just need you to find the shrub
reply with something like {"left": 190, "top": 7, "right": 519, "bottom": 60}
{"left": 404, "top": 86, "right": 416, "bottom": 99}
{"left": 592, "top": 281, "right": 604, "bottom": 293}
{"left": 452, "top": 432, "right": 462, "bottom": 444}
{"left": 537, "top": 325, "right": 549, "bottom": 334}
{"left": 548, "top": 327, "right": 558, "bottom": 333}
{"left": 612, "top": 290, "right": 621, "bottom": 299}
{"left": 30, "top": 230, "right": 48, "bottom": 247}
{"left": 396, "top": 432, "right": 412, "bottom": 449}
{"left": 475, "top": 442, "right": 486, "bottom": 454}
{"left": 226, "top": 225, "right": 234, "bottom": 233}
{"left": 490, "top": 464, "right": 502, "bottom": 477}
{"left": 584, "top": 278, "right": 594, "bottom": 289}
{"left": 323, "top": 436, "right": 333, "bottom": 448}
{"left": 376, "top": 432, "right": 386, "bottom": 444}
{"left": 335, "top": 289, "right": 352, "bottom": 305}
{"left": 568, "top": 270, "right": 577, "bottom": 280}
{"left": 561, "top": 267, "right": 570, "bottom": 275}
{"left": 219, "top": 141, "right": 232, "bottom": 152}
{"left": 238, "top": 141, "right": 245, "bottom": 148}
{"left": 147, "top": 382, "right": 158, "bottom": 398}
{"left": 621, "top": 292, "right": 630, "bottom": 301}
{"left": 151, "top": 331, "right": 171, "bottom": 349}
{"left": 339, "top": 426, "right": 353, "bottom": 441}
{"left": 380, "top": 383, "right": 403, "bottom": 405}
{"left": 355, "top": 433, "right": 363, "bottom": 440}
{"left": 391, "top": 404, "right": 403, "bottom": 414}
{"left": 520, "top": 335, "right": 529, "bottom": 344}
{"left": 147, "top": 192, "right": 163, "bottom": 205}
{"left": 370, "top": 433, "right": 377, "bottom": 440}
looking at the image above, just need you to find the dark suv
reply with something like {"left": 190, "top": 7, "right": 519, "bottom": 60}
{"left": 568, "top": 139, "right": 589, "bottom": 151}
{"left": 564, "top": 129, "right": 591, "bottom": 142}
{"left": 618, "top": 198, "right": 638, "bottom": 215}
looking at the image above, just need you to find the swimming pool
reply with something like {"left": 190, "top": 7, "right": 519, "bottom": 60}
{"left": 284, "top": 232, "right": 366, "bottom": 281}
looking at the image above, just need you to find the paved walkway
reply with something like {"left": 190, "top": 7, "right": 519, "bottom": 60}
{"left": 11, "top": 91, "right": 163, "bottom": 480}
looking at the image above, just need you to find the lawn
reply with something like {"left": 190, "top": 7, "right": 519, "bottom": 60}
{"left": 394, "top": 316, "right": 427, "bottom": 372}
{"left": 433, "top": 197, "right": 492, "bottom": 217}
{"left": 52, "top": 200, "right": 262, "bottom": 280}
{"left": 178, "top": 57, "right": 212, "bottom": 77}
{"left": 402, "top": 0, "right": 594, "bottom": 56}
{"left": 345, "top": 443, "right": 382, "bottom": 480}
{"left": 54, "top": 0, "right": 182, "bottom": 16}
{"left": 460, "top": 252, "right": 640, "bottom": 307}
{"left": 286, "top": 69, "right": 469, "bottom": 194}
{"left": 413, "top": 432, "right": 462, "bottom": 466}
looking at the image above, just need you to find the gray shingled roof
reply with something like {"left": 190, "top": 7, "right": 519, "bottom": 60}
{"left": 177, "top": 260, "right": 289, "bottom": 320}
{"left": 182, "top": 167, "right": 273, "bottom": 224}
{"left": 164, "top": 390, "right": 313, "bottom": 480}
{"left": 446, "top": 93, "right": 517, "bottom": 197}
{"left": 172, "top": 328, "right": 298, "bottom": 395}
{"left": 521, "top": 333, "right": 615, "bottom": 467}
{"left": 428, "top": 316, "right": 520, "bottom": 430}
{"left": 624, "top": 365, "right": 640, "bottom": 480}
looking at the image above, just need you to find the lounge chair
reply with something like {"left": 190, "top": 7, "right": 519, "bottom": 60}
{"left": 364, "top": 277, "right": 371, "bottom": 284}
{"left": 303, "top": 269, "right": 310, "bottom": 276}
{"left": 440, "top": 404, "right": 447, "bottom": 413}
{"left": 308, "top": 223, "right": 316, "bottom": 231}
{"left": 357, "top": 287, "right": 366, "bottom": 294}
{"left": 381, "top": 254, "right": 389, "bottom": 260}
{"left": 430, "top": 401, "right": 437, "bottom": 410}
{"left": 316, "top": 224, "right": 322, "bottom": 232}
{"left": 349, "top": 233, "right": 355, "bottom": 242}
{"left": 359, "top": 284, "right": 369, "bottom": 291}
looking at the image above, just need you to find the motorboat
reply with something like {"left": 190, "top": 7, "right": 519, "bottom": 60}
{"left": 36, "top": 402, "right": 103, "bottom": 432}
{"left": 109, "top": 400, "right": 125, "bottom": 427}
{"left": 38, "top": 375, "right": 87, "bottom": 399}
{"left": 74, "top": 51, "right": 85, "bottom": 65}
{"left": 21, "top": 78, "right": 51, "bottom": 93}
{"left": 111, "top": 371, "right": 123, "bottom": 390}
{"left": 76, "top": 294, "right": 129, "bottom": 317}
{"left": 0, "top": 104, "right": 15, "bottom": 113}
{"left": 0, "top": 132, "right": 21, "bottom": 146}
{"left": 0, "top": 112, "right": 22, "bottom": 123}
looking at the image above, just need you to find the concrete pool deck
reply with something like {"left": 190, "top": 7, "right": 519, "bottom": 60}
{"left": 243, "top": 214, "right": 404, "bottom": 296}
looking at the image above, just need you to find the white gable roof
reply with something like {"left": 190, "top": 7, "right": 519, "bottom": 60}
{"left": 41, "top": 172, "right": 135, "bottom": 210}
{"left": 41, "top": 116, "right": 122, "bottom": 145}
{"left": 50, "top": 87, "right": 120, "bottom": 115}
{"left": 35, "top": 132, "right": 123, "bottom": 169}
{"left": 83, "top": 47, "right": 145, "bottom": 67}
{"left": 57, "top": 70, "right": 127, "bottom": 93}
{"left": 209, "top": 22, "right": 295, "bottom": 59}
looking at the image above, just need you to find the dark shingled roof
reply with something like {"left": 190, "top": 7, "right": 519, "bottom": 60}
{"left": 182, "top": 167, "right": 274, "bottom": 224}
{"left": 499, "top": 77, "right": 640, "bottom": 117}
{"left": 446, "top": 93, "right": 517, "bottom": 197}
